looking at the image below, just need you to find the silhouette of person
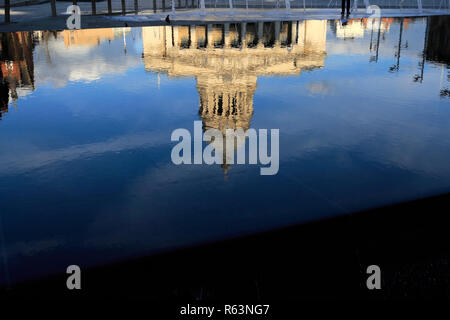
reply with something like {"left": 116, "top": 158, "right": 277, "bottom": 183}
{"left": 341, "top": 0, "right": 350, "bottom": 15}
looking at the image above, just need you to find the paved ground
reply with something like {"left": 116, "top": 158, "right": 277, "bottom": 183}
{"left": 1, "top": 0, "right": 449, "bottom": 32}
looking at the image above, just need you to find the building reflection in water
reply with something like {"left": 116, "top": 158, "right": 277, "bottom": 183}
{"left": 0, "top": 32, "right": 35, "bottom": 120}
{"left": 0, "top": 17, "right": 448, "bottom": 127}
{"left": 142, "top": 21, "right": 327, "bottom": 173}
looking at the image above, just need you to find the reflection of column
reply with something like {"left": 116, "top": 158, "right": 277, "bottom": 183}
{"left": 257, "top": 22, "right": 264, "bottom": 47}
{"left": 224, "top": 23, "right": 230, "bottom": 48}
{"left": 207, "top": 24, "right": 213, "bottom": 48}
{"left": 190, "top": 25, "right": 197, "bottom": 48}
{"left": 241, "top": 22, "right": 247, "bottom": 49}
{"left": 173, "top": 26, "right": 179, "bottom": 47}
{"left": 165, "top": 25, "right": 173, "bottom": 48}
{"left": 274, "top": 21, "right": 281, "bottom": 47}
{"left": 290, "top": 21, "right": 297, "bottom": 45}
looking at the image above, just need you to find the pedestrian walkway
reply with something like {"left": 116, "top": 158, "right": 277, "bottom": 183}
{"left": 1, "top": 0, "right": 449, "bottom": 32}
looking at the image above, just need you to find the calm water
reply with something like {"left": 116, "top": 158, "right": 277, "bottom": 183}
{"left": 0, "top": 16, "right": 449, "bottom": 285}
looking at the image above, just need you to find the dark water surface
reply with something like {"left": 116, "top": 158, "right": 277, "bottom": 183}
{"left": 0, "top": 16, "right": 449, "bottom": 285}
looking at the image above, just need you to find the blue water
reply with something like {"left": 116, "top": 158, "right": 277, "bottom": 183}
{"left": 0, "top": 16, "right": 449, "bottom": 285}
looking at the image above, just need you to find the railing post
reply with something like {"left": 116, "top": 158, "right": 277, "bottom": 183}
{"left": 51, "top": 0, "right": 57, "bottom": 17}
{"left": 134, "top": 0, "right": 138, "bottom": 13}
{"left": 91, "top": 0, "right": 97, "bottom": 14}
{"left": 162, "top": 0, "right": 166, "bottom": 12}
{"left": 121, "top": 0, "right": 126, "bottom": 14}
{"left": 5, "top": 0, "right": 10, "bottom": 23}
{"left": 108, "top": 0, "right": 112, "bottom": 14}
{"left": 153, "top": 0, "right": 157, "bottom": 12}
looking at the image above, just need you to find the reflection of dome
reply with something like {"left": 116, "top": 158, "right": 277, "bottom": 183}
{"left": 198, "top": 73, "right": 255, "bottom": 175}
{"left": 142, "top": 21, "right": 327, "bottom": 173}
{"left": 197, "top": 74, "right": 255, "bottom": 134}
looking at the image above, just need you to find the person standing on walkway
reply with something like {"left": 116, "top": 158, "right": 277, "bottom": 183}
{"left": 341, "top": 0, "right": 351, "bottom": 15}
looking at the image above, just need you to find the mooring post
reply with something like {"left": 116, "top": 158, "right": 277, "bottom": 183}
{"left": 5, "top": 0, "right": 10, "bottom": 23}
{"left": 108, "top": 0, "right": 112, "bottom": 14}
{"left": 121, "top": 0, "right": 126, "bottom": 14}
{"left": 91, "top": 0, "right": 97, "bottom": 14}
{"left": 50, "top": 0, "right": 57, "bottom": 17}
{"left": 134, "top": 0, "right": 138, "bottom": 13}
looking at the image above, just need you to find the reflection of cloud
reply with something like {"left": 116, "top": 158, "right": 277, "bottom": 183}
{"left": 0, "top": 131, "right": 167, "bottom": 175}
{"left": 8, "top": 239, "right": 64, "bottom": 257}
{"left": 34, "top": 31, "right": 142, "bottom": 88}
{"left": 307, "top": 80, "right": 335, "bottom": 95}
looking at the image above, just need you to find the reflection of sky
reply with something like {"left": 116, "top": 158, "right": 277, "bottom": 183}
{"left": 0, "top": 18, "right": 449, "bottom": 285}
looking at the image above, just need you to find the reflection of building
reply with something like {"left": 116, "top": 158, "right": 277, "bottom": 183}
{"left": 62, "top": 28, "right": 130, "bottom": 47}
{"left": 0, "top": 32, "right": 35, "bottom": 120}
{"left": 335, "top": 17, "right": 393, "bottom": 39}
{"left": 143, "top": 21, "right": 327, "bottom": 173}
{"left": 426, "top": 15, "right": 450, "bottom": 64}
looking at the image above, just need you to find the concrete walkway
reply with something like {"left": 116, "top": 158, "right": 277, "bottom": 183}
{"left": 1, "top": 3, "right": 449, "bottom": 32}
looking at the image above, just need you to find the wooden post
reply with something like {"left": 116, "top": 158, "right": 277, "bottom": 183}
{"left": 51, "top": 0, "right": 57, "bottom": 17}
{"left": 153, "top": 0, "right": 156, "bottom": 12}
{"left": 5, "top": 0, "right": 10, "bottom": 23}
{"left": 91, "top": 0, "right": 96, "bottom": 15}
{"left": 134, "top": 0, "right": 138, "bottom": 13}
{"left": 108, "top": 0, "right": 112, "bottom": 14}
{"left": 121, "top": 0, "right": 126, "bottom": 14}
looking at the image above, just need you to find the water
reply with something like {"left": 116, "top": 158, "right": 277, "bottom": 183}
{"left": 0, "top": 16, "right": 449, "bottom": 285}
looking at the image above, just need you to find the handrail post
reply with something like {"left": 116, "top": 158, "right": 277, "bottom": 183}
{"left": 121, "top": 0, "right": 126, "bottom": 14}
{"left": 91, "top": 0, "right": 97, "bottom": 15}
{"left": 108, "top": 0, "right": 112, "bottom": 14}
{"left": 51, "top": 0, "right": 57, "bottom": 17}
{"left": 5, "top": 0, "right": 11, "bottom": 23}
{"left": 134, "top": 0, "right": 138, "bottom": 13}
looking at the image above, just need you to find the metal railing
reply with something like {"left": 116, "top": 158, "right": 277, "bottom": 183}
{"left": 2, "top": 0, "right": 450, "bottom": 24}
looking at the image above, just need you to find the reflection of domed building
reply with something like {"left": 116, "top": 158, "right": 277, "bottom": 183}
{"left": 142, "top": 21, "right": 327, "bottom": 173}
{"left": 62, "top": 28, "right": 131, "bottom": 47}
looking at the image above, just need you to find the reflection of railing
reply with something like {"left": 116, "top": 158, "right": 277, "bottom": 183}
{"left": 3, "top": 0, "right": 449, "bottom": 24}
